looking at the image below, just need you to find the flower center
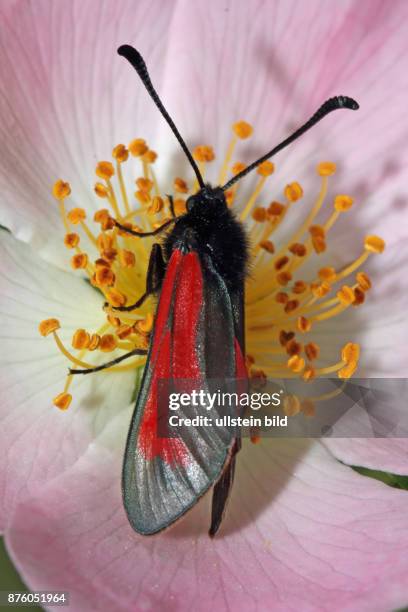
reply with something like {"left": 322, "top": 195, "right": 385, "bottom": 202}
{"left": 39, "top": 120, "right": 385, "bottom": 415}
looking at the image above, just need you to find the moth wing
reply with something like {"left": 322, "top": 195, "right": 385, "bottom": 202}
{"left": 122, "top": 249, "right": 245, "bottom": 534}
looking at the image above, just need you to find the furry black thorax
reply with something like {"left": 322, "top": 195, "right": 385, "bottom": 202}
{"left": 163, "top": 184, "right": 249, "bottom": 291}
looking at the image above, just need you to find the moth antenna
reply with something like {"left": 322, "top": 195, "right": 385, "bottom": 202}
{"left": 221, "top": 96, "right": 359, "bottom": 191}
{"left": 118, "top": 45, "right": 205, "bottom": 189}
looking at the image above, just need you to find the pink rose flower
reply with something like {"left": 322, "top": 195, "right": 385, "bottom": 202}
{"left": 1, "top": 1, "right": 408, "bottom": 610}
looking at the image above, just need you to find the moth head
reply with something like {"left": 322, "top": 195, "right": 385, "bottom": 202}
{"left": 186, "top": 185, "right": 226, "bottom": 214}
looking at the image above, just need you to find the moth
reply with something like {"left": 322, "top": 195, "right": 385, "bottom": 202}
{"left": 84, "top": 45, "right": 358, "bottom": 536}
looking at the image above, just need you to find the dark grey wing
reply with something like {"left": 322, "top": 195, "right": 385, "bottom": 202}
{"left": 122, "top": 248, "right": 243, "bottom": 535}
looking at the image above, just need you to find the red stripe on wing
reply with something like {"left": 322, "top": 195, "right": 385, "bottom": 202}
{"left": 172, "top": 252, "right": 203, "bottom": 378}
{"left": 150, "top": 249, "right": 182, "bottom": 363}
{"left": 234, "top": 338, "right": 247, "bottom": 379}
{"left": 137, "top": 250, "right": 203, "bottom": 465}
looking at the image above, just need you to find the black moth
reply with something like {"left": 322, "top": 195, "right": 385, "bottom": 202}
{"left": 74, "top": 44, "right": 358, "bottom": 536}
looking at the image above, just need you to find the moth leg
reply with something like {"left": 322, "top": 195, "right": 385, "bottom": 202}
{"left": 69, "top": 348, "right": 148, "bottom": 375}
{"left": 112, "top": 243, "right": 166, "bottom": 312}
{"left": 115, "top": 217, "right": 175, "bottom": 237}
{"left": 167, "top": 194, "right": 176, "bottom": 218}
{"left": 209, "top": 438, "right": 241, "bottom": 537}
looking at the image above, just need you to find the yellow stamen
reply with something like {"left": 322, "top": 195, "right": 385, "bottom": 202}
{"left": 46, "top": 124, "right": 383, "bottom": 408}
{"left": 276, "top": 271, "right": 292, "bottom": 286}
{"left": 311, "top": 302, "right": 348, "bottom": 322}
{"left": 95, "top": 161, "right": 115, "bottom": 180}
{"left": 106, "top": 288, "right": 127, "bottom": 307}
{"left": 318, "top": 266, "right": 336, "bottom": 282}
{"left": 136, "top": 313, "right": 154, "bottom": 334}
{"left": 71, "top": 253, "right": 88, "bottom": 269}
{"left": 112, "top": 145, "right": 131, "bottom": 214}
{"left": 94, "top": 209, "right": 113, "bottom": 228}
{"left": 297, "top": 316, "right": 312, "bottom": 333}
{"left": 67, "top": 208, "right": 86, "bottom": 225}
{"left": 257, "top": 161, "right": 274, "bottom": 177}
{"left": 79, "top": 220, "right": 98, "bottom": 247}
{"left": 116, "top": 325, "right": 134, "bottom": 339}
{"left": 284, "top": 299, "right": 299, "bottom": 314}
{"left": 305, "top": 342, "right": 320, "bottom": 361}
{"left": 275, "top": 255, "right": 289, "bottom": 271}
{"left": 301, "top": 382, "right": 346, "bottom": 405}
{"left": 52, "top": 331, "right": 99, "bottom": 368}
{"left": 301, "top": 400, "right": 315, "bottom": 417}
{"left": 342, "top": 342, "right": 360, "bottom": 363}
{"left": 99, "top": 334, "right": 118, "bottom": 352}
{"left": 311, "top": 281, "right": 331, "bottom": 298}
{"left": 276, "top": 292, "right": 288, "bottom": 304}
{"left": 94, "top": 183, "right": 109, "bottom": 198}
{"left": 338, "top": 361, "right": 358, "bottom": 379}
{"left": 119, "top": 250, "right": 136, "bottom": 268}
{"left": 193, "top": 145, "right": 215, "bottom": 163}
{"left": 88, "top": 334, "right": 100, "bottom": 351}
{"left": 287, "top": 355, "right": 305, "bottom": 373}
{"left": 53, "top": 392, "right": 72, "bottom": 411}
{"left": 302, "top": 365, "right": 316, "bottom": 381}
{"left": 39, "top": 318, "right": 60, "bottom": 337}
{"left": 356, "top": 272, "right": 371, "bottom": 291}
{"left": 105, "top": 178, "right": 122, "bottom": 219}
{"left": 317, "top": 161, "right": 336, "bottom": 176}
{"left": 334, "top": 194, "right": 353, "bottom": 211}
{"left": 353, "top": 287, "right": 365, "bottom": 306}
{"left": 365, "top": 235, "right": 386, "bottom": 254}
{"left": 240, "top": 176, "right": 269, "bottom": 221}
{"left": 337, "top": 285, "right": 355, "bottom": 306}
{"left": 286, "top": 340, "right": 303, "bottom": 356}
{"left": 129, "top": 138, "right": 148, "bottom": 157}
{"left": 95, "top": 266, "right": 115, "bottom": 286}
{"left": 218, "top": 125, "right": 245, "bottom": 185}
{"left": 64, "top": 233, "right": 80, "bottom": 249}
{"left": 284, "top": 182, "right": 303, "bottom": 202}
{"left": 252, "top": 207, "right": 267, "bottom": 223}
{"left": 259, "top": 240, "right": 275, "bottom": 253}
{"left": 268, "top": 201, "right": 285, "bottom": 217}
{"left": 52, "top": 179, "right": 71, "bottom": 201}
{"left": 173, "top": 199, "right": 187, "bottom": 216}
{"left": 174, "top": 178, "right": 189, "bottom": 194}
{"left": 135, "top": 190, "right": 151, "bottom": 205}
{"left": 292, "top": 280, "right": 308, "bottom": 294}
{"left": 95, "top": 257, "right": 111, "bottom": 268}
{"left": 136, "top": 177, "right": 154, "bottom": 193}
{"left": 288, "top": 243, "right": 307, "bottom": 257}
{"left": 233, "top": 121, "right": 253, "bottom": 139}
{"left": 72, "top": 329, "right": 91, "bottom": 350}
{"left": 112, "top": 144, "right": 129, "bottom": 163}
{"left": 283, "top": 395, "right": 301, "bottom": 416}
{"left": 148, "top": 196, "right": 164, "bottom": 215}
{"left": 232, "top": 162, "right": 246, "bottom": 175}
{"left": 279, "top": 330, "right": 295, "bottom": 346}
{"left": 143, "top": 149, "right": 157, "bottom": 164}
{"left": 310, "top": 224, "right": 326, "bottom": 253}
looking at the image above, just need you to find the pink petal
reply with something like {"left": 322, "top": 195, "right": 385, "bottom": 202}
{"left": 0, "top": 231, "right": 137, "bottom": 529}
{"left": 6, "top": 437, "right": 408, "bottom": 612}
{"left": 0, "top": 0, "right": 175, "bottom": 266}
{"left": 324, "top": 438, "right": 408, "bottom": 476}
{"left": 1, "top": 0, "right": 408, "bottom": 261}
{"left": 289, "top": 239, "right": 408, "bottom": 377}
{"left": 155, "top": 0, "right": 408, "bottom": 239}
{"left": 1, "top": 3, "right": 408, "bottom": 608}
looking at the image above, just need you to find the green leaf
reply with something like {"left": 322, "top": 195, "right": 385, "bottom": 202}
{"left": 0, "top": 537, "right": 42, "bottom": 610}
{"left": 351, "top": 466, "right": 408, "bottom": 490}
